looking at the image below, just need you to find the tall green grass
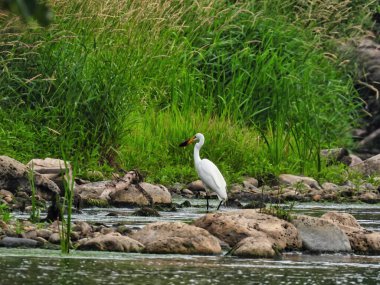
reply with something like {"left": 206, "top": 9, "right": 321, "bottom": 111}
{"left": 0, "top": 0, "right": 377, "bottom": 184}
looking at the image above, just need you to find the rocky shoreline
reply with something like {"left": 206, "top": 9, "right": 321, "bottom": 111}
{"left": 0, "top": 155, "right": 380, "bottom": 257}
{"left": 1, "top": 209, "right": 379, "bottom": 257}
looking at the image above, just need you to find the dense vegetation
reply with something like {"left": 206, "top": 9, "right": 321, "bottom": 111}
{"left": 0, "top": 0, "right": 378, "bottom": 185}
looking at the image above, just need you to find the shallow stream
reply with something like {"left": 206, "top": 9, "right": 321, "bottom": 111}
{"left": 2, "top": 199, "right": 380, "bottom": 285}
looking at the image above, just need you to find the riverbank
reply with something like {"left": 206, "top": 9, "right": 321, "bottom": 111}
{"left": 1, "top": 155, "right": 380, "bottom": 257}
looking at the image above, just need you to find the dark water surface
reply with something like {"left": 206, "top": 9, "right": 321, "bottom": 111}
{"left": 4, "top": 200, "right": 380, "bottom": 285}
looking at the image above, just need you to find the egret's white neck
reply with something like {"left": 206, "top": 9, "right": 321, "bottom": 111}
{"left": 193, "top": 135, "right": 204, "bottom": 166}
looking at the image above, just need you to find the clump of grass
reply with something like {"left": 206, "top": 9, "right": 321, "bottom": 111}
{"left": 59, "top": 158, "right": 75, "bottom": 254}
{"left": 27, "top": 164, "right": 40, "bottom": 223}
{"left": 0, "top": 202, "right": 12, "bottom": 223}
{"left": 261, "top": 202, "right": 296, "bottom": 222}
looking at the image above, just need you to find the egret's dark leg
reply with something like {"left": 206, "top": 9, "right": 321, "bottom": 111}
{"left": 206, "top": 195, "right": 209, "bottom": 213}
{"left": 217, "top": 200, "right": 223, "bottom": 211}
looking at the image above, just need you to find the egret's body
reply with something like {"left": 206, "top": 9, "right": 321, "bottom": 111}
{"left": 180, "top": 133, "right": 227, "bottom": 211}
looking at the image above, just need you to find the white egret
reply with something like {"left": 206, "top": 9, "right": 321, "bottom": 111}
{"left": 179, "top": 133, "right": 227, "bottom": 211}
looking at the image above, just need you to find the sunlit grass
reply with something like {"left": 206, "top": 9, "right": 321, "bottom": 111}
{"left": 0, "top": 0, "right": 377, "bottom": 184}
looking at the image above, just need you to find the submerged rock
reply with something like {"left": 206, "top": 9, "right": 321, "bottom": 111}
{"left": 129, "top": 221, "right": 221, "bottom": 255}
{"left": 77, "top": 233, "right": 144, "bottom": 252}
{"left": 291, "top": 215, "right": 352, "bottom": 252}
{"left": 0, "top": 237, "right": 39, "bottom": 248}
{"left": 132, "top": 207, "right": 160, "bottom": 217}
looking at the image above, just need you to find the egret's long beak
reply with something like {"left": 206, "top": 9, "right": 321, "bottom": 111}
{"left": 179, "top": 136, "right": 196, "bottom": 147}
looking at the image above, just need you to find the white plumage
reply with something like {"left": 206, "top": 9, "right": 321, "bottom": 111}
{"left": 180, "top": 133, "right": 227, "bottom": 210}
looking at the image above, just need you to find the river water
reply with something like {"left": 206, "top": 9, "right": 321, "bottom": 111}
{"left": 2, "top": 199, "right": 380, "bottom": 285}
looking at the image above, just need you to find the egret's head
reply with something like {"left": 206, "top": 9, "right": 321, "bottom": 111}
{"left": 179, "top": 133, "right": 204, "bottom": 147}
{"left": 179, "top": 135, "right": 196, "bottom": 147}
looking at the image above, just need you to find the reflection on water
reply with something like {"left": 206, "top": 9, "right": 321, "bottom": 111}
{"left": 6, "top": 200, "right": 380, "bottom": 284}
{"left": 0, "top": 249, "right": 379, "bottom": 285}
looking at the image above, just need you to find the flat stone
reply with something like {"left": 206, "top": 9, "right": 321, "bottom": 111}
{"left": 279, "top": 174, "right": 321, "bottom": 189}
{"left": 77, "top": 233, "right": 144, "bottom": 252}
{"left": 0, "top": 237, "right": 39, "bottom": 248}
{"left": 292, "top": 215, "right": 351, "bottom": 252}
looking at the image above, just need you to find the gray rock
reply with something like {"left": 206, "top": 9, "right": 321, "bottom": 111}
{"left": 48, "top": 232, "right": 61, "bottom": 244}
{"left": 320, "top": 148, "right": 349, "bottom": 164}
{"left": 242, "top": 177, "right": 259, "bottom": 189}
{"left": 322, "top": 182, "right": 339, "bottom": 192}
{"left": 27, "top": 158, "right": 72, "bottom": 191}
{"left": 278, "top": 174, "right": 321, "bottom": 190}
{"left": 0, "top": 156, "right": 60, "bottom": 201}
{"left": 0, "top": 237, "right": 39, "bottom": 248}
{"left": 187, "top": 180, "right": 206, "bottom": 192}
{"left": 358, "top": 192, "right": 380, "bottom": 204}
{"left": 321, "top": 211, "right": 380, "bottom": 253}
{"left": 72, "top": 221, "right": 92, "bottom": 237}
{"left": 292, "top": 215, "right": 351, "bottom": 252}
{"left": 347, "top": 154, "right": 363, "bottom": 166}
{"left": 0, "top": 189, "right": 13, "bottom": 198}
{"left": 21, "top": 230, "right": 37, "bottom": 240}
{"left": 351, "top": 154, "right": 380, "bottom": 176}
{"left": 36, "top": 229, "right": 53, "bottom": 239}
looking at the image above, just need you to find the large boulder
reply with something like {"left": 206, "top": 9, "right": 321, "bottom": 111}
{"left": 321, "top": 211, "right": 380, "bottom": 253}
{"left": 278, "top": 174, "right": 321, "bottom": 189}
{"left": 351, "top": 154, "right": 380, "bottom": 176}
{"left": 0, "top": 156, "right": 60, "bottom": 200}
{"left": 27, "top": 158, "right": 72, "bottom": 191}
{"left": 110, "top": 182, "right": 171, "bottom": 206}
{"left": 230, "top": 235, "right": 277, "bottom": 258}
{"left": 77, "top": 233, "right": 144, "bottom": 252}
{"left": 193, "top": 210, "right": 301, "bottom": 251}
{"left": 129, "top": 221, "right": 222, "bottom": 255}
{"left": 291, "top": 215, "right": 352, "bottom": 252}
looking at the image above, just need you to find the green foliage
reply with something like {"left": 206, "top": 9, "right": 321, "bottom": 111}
{"left": 261, "top": 202, "right": 296, "bottom": 222}
{"left": 0, "top": 0, "right": 377, "bottom": 184}
{"left": 27, "top": 165, "right": 40, "bottom": 223}
{"left": 0, "top": 0, "right": 52, "bottom": 26}
{"left": 0, "top": 202, "right": 11, "bottom": 223}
